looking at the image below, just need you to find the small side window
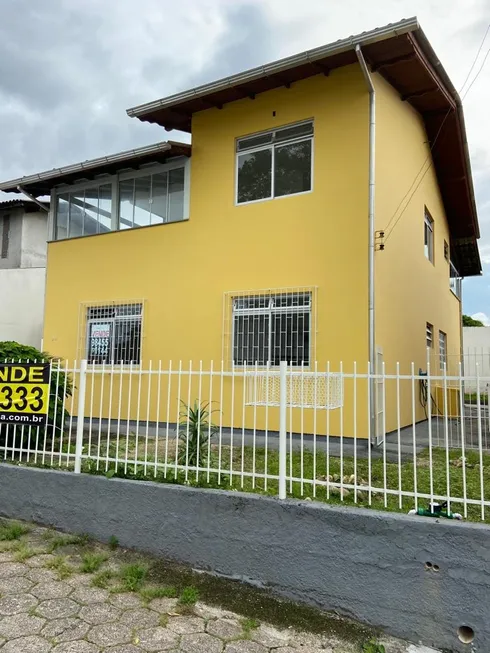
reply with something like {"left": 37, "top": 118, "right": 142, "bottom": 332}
{"left": 426, "top": 322, "right": 433, "bottom": 349}
{"left": 424, "top": 209, "right": 434, "bottom": 263}
{"left": 1, "top": 215, "right": 10, "bottom": 259}
{"left": 444, "top": 240, "right": 449, "bottom": 262}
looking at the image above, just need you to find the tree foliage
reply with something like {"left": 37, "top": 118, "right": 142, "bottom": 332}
{"left": 462, "top": 315, "right": 485, "bottom": 327}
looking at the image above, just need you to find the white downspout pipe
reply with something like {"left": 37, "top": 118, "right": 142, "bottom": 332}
{"left": 355, "top": 44, "right": 376, "bottom": 444}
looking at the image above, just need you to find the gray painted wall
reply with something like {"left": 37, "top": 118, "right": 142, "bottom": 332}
{"left": 21, "top": 210, "right": 48, "bottom": 268}
{"left": 0, "top": 464, "right": 487, "bottom": 652}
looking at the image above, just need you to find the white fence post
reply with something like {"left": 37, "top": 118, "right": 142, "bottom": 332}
{"left": 278, "top": 361, "right": 287, "bottom": 500}
{"left": 74, "top": 359, "right": 88, "bottom": 474}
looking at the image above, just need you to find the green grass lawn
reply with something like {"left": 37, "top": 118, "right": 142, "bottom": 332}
{"left": 76, "top": 435, "right": 490, "bottom": 524}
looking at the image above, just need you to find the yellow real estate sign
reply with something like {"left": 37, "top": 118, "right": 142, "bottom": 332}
{"left": 0, "top": 363, "right": 50, "bottom": 427}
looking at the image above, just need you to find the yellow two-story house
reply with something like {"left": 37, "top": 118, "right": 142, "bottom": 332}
{"left": 0, "top": 18, "right": 481, "bottom": 441}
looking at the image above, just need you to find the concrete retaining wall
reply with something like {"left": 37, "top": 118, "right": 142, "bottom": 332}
{"left": 0, "top": 464, "right": 488, "bottom": 651}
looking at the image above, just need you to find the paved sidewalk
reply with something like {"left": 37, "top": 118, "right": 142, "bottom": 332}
{"left": 0, "top": 519, "right": 438, "bottom": 653}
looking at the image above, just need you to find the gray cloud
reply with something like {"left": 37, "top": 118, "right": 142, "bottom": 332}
{"left": 0, "top": 0, "right": 489, "bottom": 315}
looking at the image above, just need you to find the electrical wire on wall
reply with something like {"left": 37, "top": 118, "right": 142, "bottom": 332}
{"left": 383, "top": 22, "right": 490, "bottom": 245}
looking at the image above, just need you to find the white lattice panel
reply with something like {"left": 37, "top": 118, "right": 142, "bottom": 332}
{"left": 245, "top": 371, "right": 343, "bottom": 409}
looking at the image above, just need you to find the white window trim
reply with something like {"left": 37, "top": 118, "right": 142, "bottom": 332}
{"left": 235, "top": 120, "right": 314, "bottom": 207}
{"left": 424, "top": 209, "right": 434, "bottom": 263}
{"left": 51, "top": 157, "right": 190, "bottom": 242}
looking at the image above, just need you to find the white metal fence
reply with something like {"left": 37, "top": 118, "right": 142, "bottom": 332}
{"left": 2, "top": 359, "right": 490, "bottom": 522}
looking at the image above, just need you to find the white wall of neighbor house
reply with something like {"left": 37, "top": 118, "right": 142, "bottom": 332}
{"left": 21, "top": 210, "right": 48, "bottom": 267}
{"left": 463, "top": 326, "right": 490, "bottom": 391}
{"left": 0, "top": 207, "right": 48, "bottom": 349}
{"left": 0, "top": 267, "right": 46, "bottom": 348}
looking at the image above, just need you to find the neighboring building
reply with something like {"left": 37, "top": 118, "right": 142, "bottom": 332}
{"left": 463, "top": 326, "right": 490, "bottom": 391}
{"left": 0, "top": 199, "right": 48, "bottom": 348}
{"left": 0, "top": 18, "right": 481, "bottom": 439}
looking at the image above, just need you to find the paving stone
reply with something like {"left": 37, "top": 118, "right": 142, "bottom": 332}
{"left": 27, "top": 554, "right": 56, "bottom": 568}
{"left": 206, "top": 618, "right": 244, "bottom": 640}
{"left": 148, "top": 597, "right": 179, "bottom": 613}
{"left": 273, "top": 645, "right": 332, "bottom": 653}
{"left": 1, "top": 634, "right": 52, "bottom": 653}
{"left": 52, "top": 642, "right": 100, "bottom": 653}
{"left": 135, "top": 626, "right": 179, "bottom": 651}
{"left": 31, "top": 581, "right": 73, "bottom": 600}
{"left": 194, "top": 603, "right": 238, "bottom": 620}
{"left": 0, "top": 592, "right": 38, "bottom": 615}
{"left": 119, "top": 607, "right": 160, "bottom": 628}
{"left": 106, "top": 647, "right": 143, "bottom": 653}
{"left": 79, "top": 602, "right": 121, "bottom": 625}
{"left": 27, "top": 568, "right": 59, "bottom": 584}
{"left": 87, "top": 622, "right": 133, "bottom": 647}
{"left": 167, "top": 615, "right": 206, "bottom": 634}
{"left": 180, "top": 632, "right": 224, "bottom": 653}
{"left": 71, "top": 585, "right": 109, "bottom": 604}
{"left": 42, "top": 617, "right": 91, "bottom": 643}
{"left": 290, "top": 632, "right": 331, "bottom": 648}
{"left": 0, "top": 574, "right": 34, "bottom": 594}
{"left": 225, "top": 642, "right": 268, "bottom": 653}
{"left": 0, "top": 613, "right": 46, "bottom": 639}
{"left": 37, "top": 598, "right": 80, "bottom": 619}
{"left": 251, "top": 624, "right": 291, "bottom": 648}
{"left": 0, "top": 561, "right": 28, "bottom": 578}
{"left": 65, "top": 574, "right": 93, "bottom": 588}
{"left": 0, "top": 551, "right": 15, "bottom": 563}
{"left": 109, "top": 592, "right": 144, "bottom": 609}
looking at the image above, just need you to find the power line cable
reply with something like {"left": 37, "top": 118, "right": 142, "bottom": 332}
{"left": 383, "top": 24, "right": 490, "bottom": 243}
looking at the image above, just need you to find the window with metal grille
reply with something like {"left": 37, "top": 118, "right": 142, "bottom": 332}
{"left": 439, "top": 330, "right": 447, "bottom": 371}
{"left": 444, "top": 240, "right": 449, "bottom": 261}
{"left": 426, "top": 323, "right": 433, "bottom": 349}
{"left": 236, "top": 121, "right": 313, "bottom": 204}
{"left": 1, "top": 215, "right": 10, "bottom": 258}
{"left": 232, "top": 292, "right": 311, "bottom": 366}
{"left": 424, "top": 209, "right": 434, "bottom": 263}
{"left": 86, "top": 303, "right": 142, "bottom": 364}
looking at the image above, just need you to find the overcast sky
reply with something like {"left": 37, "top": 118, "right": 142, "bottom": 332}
{"left": 1, "top": 0, "right": 489, "bottom": 319}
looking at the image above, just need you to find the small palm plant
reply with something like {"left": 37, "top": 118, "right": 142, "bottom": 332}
{"left": 178, "top": 401, "right": 218, "bottom": 468}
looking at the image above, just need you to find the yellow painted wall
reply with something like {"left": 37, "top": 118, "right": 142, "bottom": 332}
{"left": 374, "top": 73, "right": 462, "bottom": 432}
{"left": 43, "top": 66, "right": 371, "bottom": 438}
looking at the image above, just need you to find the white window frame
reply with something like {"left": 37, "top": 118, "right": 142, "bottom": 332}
{"left": 50, "top": 157, "right": 190, "bottom": 241}
{"left": 426, "top": 322, "right": 433, "bottom": 349}
{"left": 424, "top": 209, "right": 434, "bottom": 263}
{"left": 235, "top": 120, "right": 314, "bottom": 206}
{"left": 230, "top": 292, "right": 312, "bottom": 367}
{"left": 439, "top": 330, "right": 447, "bottom": 372}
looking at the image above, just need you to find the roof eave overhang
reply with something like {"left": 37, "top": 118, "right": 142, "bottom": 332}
{"left": 0, "top": 141, "right": 191, "bottom": 197}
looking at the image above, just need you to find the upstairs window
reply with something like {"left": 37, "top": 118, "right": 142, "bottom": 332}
{"left": 119, "top": 166, "right": 185, "bottom": 229}
{"left": 424, "top": 209, "right": 434, "bottom": 263}
{"left": 86, "top": 303, "right": 142, "bottom": 365}
{"left": 444, "top": 240, "right": 449, "bottom": 262}
{"left": 56, "top": 185, "right": 112, "bottom": 240}
{"left": 232, "top": 291, "right": 311, "bottom": 366}
{"left": 236, "top": 121, "right": 313, "bottom": 204}
{"left": 54, "top": 159, "right": 189, "bottom": 241}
